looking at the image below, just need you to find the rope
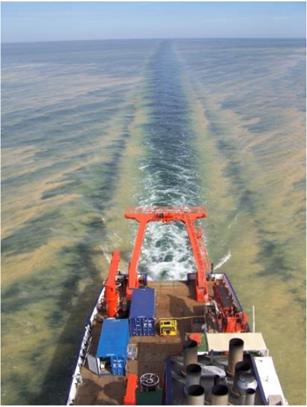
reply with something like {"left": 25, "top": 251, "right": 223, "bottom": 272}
{"left": 158, "top": 315, "right": 204, "bottom": 321}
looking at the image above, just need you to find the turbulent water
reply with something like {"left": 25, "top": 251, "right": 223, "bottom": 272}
{"left": 2, "top": 39, "right": 306, "bottom": 404}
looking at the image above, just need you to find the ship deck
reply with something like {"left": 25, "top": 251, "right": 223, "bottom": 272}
{"left": 74, "top": 281, "right": 207, "bottom": 405}
{"left": 71, "top": 278, "right": 285, "bottom": 406}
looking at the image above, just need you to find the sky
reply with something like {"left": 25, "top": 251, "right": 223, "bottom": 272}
{"left": 1, "top": 1, "right": 306, "bottom": 43}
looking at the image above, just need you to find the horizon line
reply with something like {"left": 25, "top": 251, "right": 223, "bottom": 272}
{"left": 2, "top": 36, "right": 306, "bottom": 45}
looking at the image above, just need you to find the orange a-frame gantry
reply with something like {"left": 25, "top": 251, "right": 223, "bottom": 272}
{"left": 124, "top": 207, "right": 210, "bottom": 302}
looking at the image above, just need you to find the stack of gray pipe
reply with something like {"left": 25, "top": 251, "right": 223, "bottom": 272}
{"left": 228, "top": 337, "right": 257, "bottom": 405}
{"left": 184, "top": 339, "right": 230, "bottom": 405}
{"left": 184, "top": 340, "right": 205, "bottom": 405}
{"left": 185, "top": 337, "right": 258, "bottom": 405}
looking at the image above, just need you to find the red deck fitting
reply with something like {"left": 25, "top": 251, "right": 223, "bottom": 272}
{"left": 124, "top": 373, "right": 138, "bottom": 405}
{"left": 189, "top": 333, "right": 202, "bottom": 345}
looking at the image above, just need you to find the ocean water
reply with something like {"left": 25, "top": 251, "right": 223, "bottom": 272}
{"left": 2, "top": 39, "right": 305, "bottom": 404}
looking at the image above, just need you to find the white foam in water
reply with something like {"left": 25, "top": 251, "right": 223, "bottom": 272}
{"left": 138, "top": 222, "right": 196, "bottom": 280}
{"left": 227, "top": 213, "right": 239, "bottom": 229}
{"left": 139, "top": 164, "right": 149, "bottom": 171}
{"left": 214, "top": 250, "right": 232, "bottom": 270}
{"left": 134, "top": 111, "right": 205, "bottom": 279}
{"left": 101, "top": 247, "right": 111, "bottom": 264}
{"left": 136, "top": 163, "right": 201, "bottom": 280}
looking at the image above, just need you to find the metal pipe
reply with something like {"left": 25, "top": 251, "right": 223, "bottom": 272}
{"left": 186, "top": 364, "right": 202, "bottom": 388}
{"left": 200, "top": 375, "right": 214, "bottom": 403}
{"left": 245, "top": 388, "right": 256, "bottom": 405}
{"left": 211, "top": 384, "right": 229, "bottom": 405}
{"left": 214, "top": 375, "right": 220, "bottom": 386}
{"left": 252, "top": 305, "right": 255, "bottom": 333}
{"left": 227, "top": 338, "right": 244, "bottom": 376}
{"left": 202, "top": 375, "right": 224, "bottom": 403}
{"left": 184, "top": 340, "right": 198, "bottom": 367}
{"left": 232, "top": 361, "right": 251, "bottom": 396}
{"left": 239, "top": 393, "right": 246, "bottom": 405}
{"left": 187, "top": 385, "right": 205, "bottom": 405}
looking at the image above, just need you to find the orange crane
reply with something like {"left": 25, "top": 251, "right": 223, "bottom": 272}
{"left": 125, "top": 207, "right": 210, "bottom": 302}
{"left": 104, "top": 250, "right": 120, "bottom": 317}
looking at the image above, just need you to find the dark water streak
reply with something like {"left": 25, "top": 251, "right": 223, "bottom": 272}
{"left": 2, "top": 109, "right": 137, "bottom": 405}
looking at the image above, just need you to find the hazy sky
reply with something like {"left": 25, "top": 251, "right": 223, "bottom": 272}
{"left": 1, "top": 1, "right": 306, "bottom": 43}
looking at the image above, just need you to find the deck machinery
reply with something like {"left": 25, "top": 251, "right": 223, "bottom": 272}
{"left": 67, "top": 207, "right": 287, "bottom": 405}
